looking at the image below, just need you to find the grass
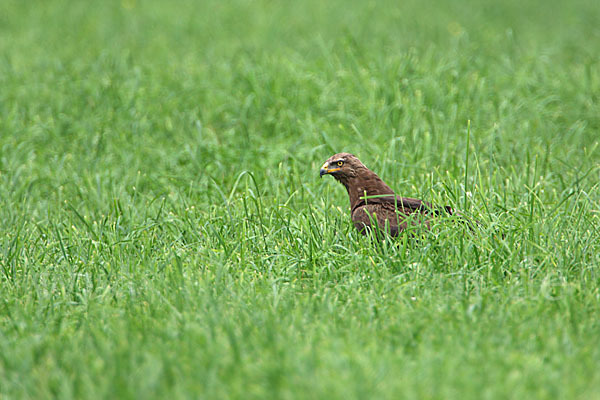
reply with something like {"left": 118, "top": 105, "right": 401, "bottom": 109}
{"left": 1, "top": 0, "right": 599, "bottom": 398}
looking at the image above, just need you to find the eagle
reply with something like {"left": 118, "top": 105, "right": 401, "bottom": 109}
{"left": 320, "top": 153, "right": 455, "bottom": 236}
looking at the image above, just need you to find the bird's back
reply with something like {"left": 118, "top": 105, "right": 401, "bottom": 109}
{"left": 352, "top": 196, "right": 447, "bottom": 236}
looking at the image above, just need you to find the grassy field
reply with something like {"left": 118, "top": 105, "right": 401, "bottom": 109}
{"left": 1, "top": 0, "right": 599, "bottom": 398}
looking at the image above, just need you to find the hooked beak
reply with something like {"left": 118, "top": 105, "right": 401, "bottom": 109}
{"left": 320, "top": 162, "right": 332, "bottom": 178}
{"left": 319, "top": 162, "right": 341, "bottom": 178}
{"left": 320, "top": 162, "right": 328, "bottom": 178}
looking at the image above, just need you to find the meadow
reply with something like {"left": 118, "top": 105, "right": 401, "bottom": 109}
{"left": 1, "top": 0, "right": 599, "bottom": 398}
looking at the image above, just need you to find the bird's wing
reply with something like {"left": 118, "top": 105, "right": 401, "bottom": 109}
{"left": 369, "top": 195, "right": 452, "bottom": 215}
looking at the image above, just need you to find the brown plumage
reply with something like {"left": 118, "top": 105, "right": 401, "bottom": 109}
{"left": 320, "top": 153, "right": 454, "bottom": 236}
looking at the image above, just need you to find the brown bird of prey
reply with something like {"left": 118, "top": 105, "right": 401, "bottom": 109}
{"left": 320, "top": 153, "right": 454, "bottom": 236}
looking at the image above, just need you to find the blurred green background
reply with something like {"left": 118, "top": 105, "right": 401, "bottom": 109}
{"left": 1, "top": 0, "right": 599, "bottom": 398}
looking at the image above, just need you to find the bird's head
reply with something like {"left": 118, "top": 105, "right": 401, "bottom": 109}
{"left": 319, "top": 153, "right": 365, "bottom": 181}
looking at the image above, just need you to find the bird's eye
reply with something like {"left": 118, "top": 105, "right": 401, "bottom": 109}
{"left": 337, "top": 161, "right": 344, "bottom": 167}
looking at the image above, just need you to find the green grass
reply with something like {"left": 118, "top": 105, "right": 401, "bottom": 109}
{"left": 1, "top": 0, "right": 600, "bottom": 398}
